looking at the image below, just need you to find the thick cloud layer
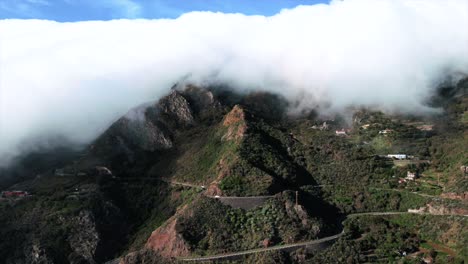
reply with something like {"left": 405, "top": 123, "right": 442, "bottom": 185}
{"left": 1, "top": 0, "right": 467, "bottom": 166}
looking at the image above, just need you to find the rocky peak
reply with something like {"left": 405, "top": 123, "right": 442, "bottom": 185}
{"left": 182, "top": 85, "right": 218, "bottom": 112}
{"left": 157, "top": 90, "right": 194, "bottom": 126}
{"left": 113, "top": 117, "right": 173, "bottom": 152}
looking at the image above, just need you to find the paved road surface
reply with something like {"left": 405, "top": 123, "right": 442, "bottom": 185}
{"left": 179, "top": 232, "right": 343, "bottom": 262}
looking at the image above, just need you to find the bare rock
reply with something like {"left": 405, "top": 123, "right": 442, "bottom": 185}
{"left": 145, "top": 217, "right": 191, "bottom": 258}
{"left": 158, "top": 90, "right": 194, "bottom": 126}
{"left": 222, "top": 105, "right": 247, "bottom": 142}
{"left": 67, "top": 210, "right": 100, "bottom": 264}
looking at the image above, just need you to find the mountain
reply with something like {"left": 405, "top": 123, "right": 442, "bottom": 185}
{"left": 0, "top": 80, "right": 466, "bottom": 264}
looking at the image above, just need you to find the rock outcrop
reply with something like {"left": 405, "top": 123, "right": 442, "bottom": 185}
{"left": 222, "top": 105, "right": 247, "bottom": 142}
{"left": 145, "top": 217, "right": 191, "bottom": 258}
{"left": 158, "top": 90, "right": 194, "bottom": 126}
{"left": 90, "top": 87, "right": 222, "bottom": 168}
{"left": 25, "top": 240, "right": 52, "bottom": 264}
{"left": 67, "top": 210, "right": 100, "bottom": 263}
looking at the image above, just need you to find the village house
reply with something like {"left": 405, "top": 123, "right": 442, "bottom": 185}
{"left": 379, "top": 129, "right": 393, "bottom": 134}
{"left": 335, "top": 129, "right": 347, "bottom": 136}
{"left": 387, "top": 154, "right": 407, "bottom": 160}
{"left": 1, "top": 190, "right": 29, "bottom": 198}
{"left": 406, "top": 171, "right": 418, "bottom": 181}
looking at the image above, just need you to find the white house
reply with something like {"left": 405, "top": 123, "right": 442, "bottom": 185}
{"left": 406, "top": 171, "right": 418, "bottom": 180}
{"left": 379, "top": 129, "right": 393, "bottom": 134}
{"left": 387, "top": 154, "right": 407, "bottom": 160}
{"left": 335, "top": 129, "right": 347, "bottom": 136}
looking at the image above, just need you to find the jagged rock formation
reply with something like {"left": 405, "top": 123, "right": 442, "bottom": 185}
{"left": 91, "top": 90, "right": 193, "bottom": 159}
{"left": 85, "top": 86, "right": 221, "bottom": 174}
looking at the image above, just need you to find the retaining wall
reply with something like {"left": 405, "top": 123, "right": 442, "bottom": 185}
{"left": 208, "top": 195, "right": 275, "bottom": 210}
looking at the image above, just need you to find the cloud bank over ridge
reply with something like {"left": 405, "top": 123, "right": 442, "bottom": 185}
{"left": 1, "top": 0, "right": 467, "bottom": 165}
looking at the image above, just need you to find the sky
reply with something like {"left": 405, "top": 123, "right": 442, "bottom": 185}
{"left": 0, "top": 0, "right": 329, "bottom": 21}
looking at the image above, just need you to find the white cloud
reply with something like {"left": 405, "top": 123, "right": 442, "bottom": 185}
{"left": 0, "top": 0, "right": 467, "bottom": 165}
{"left": 26, "top": 0, "right": 50, "bottom": 6}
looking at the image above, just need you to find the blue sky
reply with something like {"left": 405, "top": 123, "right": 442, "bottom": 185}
{"left": 0, "top": 0, "right": 330, "bottom": 21}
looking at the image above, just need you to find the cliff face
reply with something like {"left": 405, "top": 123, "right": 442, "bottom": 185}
{"left": 1, "top": 170, "right": 127, "bottom": 264}
{"left": 158, "top": 91, "right": 194, "bottom": 126}
{"left": 91, "top": 90, "right": 192, "bottom": 160}
{"left": 67, "top": 210, "right": 100, "bottom": 263}
{"left": 86, "top": 87, "right": 220, "bottom": 174}
{"left": 5, "top": 202, "right": 124, "bottom": 264}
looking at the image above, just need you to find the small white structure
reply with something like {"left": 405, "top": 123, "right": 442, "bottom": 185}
{"left": 461, "top": 165, "right": 468, "bottom": 175}
{"left": 406, "top": 171, "right": 418, "bottom": 180}
{"left": 335, "top": 129, "right": 347, "bottom": 136}
{"left": 379, "top": 129, "right": 393, "bottom": 134}
{"left": 387, "top": 154, "right": 407, "bottom": 160}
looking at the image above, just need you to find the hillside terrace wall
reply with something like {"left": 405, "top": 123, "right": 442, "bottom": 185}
{"left": 207, "top": 195, "right": 275, "bottom": 210}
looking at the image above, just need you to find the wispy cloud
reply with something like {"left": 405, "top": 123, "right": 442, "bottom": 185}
{"left": 26, "top": 0, "right": 51, "bottom": 6}
{"left": 106, "top": 0, "right": 142, "bottom": 18}
{"left": 60, "top": 0, "right": 142, "bottom": 19}
{"left": 0, "top": 0, "right": 45, "bottom": 18}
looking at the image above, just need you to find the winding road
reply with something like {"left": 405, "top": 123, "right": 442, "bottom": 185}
{"left": 178, "top": 232, "right": 344, "bottom": 262}
{"left": 111, "top": 177, "right": 466, "bottom": 262}
{"left": 177, "top": 212, "right": 466, "bottom": 262}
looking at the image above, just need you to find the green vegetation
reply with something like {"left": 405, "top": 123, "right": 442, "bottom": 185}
{"left": 1, "top": 82, "right": 466, "bottom": 263}
{"left": 461, "top": 111, "right": 468, "bottom": 124}
{"left": 178, "top": 195, "right": 322, "bottom": 256}
{"left": 148, "top": 124, "right": 239, "bottom": 184}
{"left": 307, "top": 213, "right": 467, "bottom": 264}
